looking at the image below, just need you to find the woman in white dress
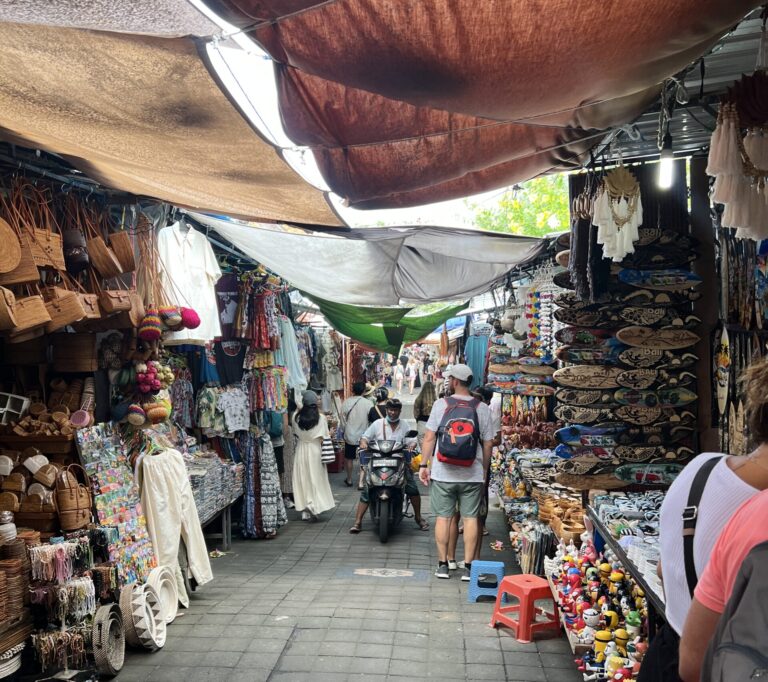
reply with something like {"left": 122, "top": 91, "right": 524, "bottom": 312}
{"left": 292, "top": 391, "right": 336, "bottom": 521}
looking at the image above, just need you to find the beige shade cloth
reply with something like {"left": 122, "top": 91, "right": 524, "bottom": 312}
{"left": 0, "top": 0, "right": 219, "bottom": 37}
{"left": 0, "top": 23, "right": 341, "bottom": 226}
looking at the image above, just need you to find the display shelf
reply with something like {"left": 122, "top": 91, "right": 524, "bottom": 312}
{"left": 586, "top": 506, "right": 666, "bottom": 618}
{"left": 546, "top": 575, "right": 592, "bottom": 656}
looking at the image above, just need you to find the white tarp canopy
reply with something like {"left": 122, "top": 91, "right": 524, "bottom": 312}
{"left": 191, "top": 213, "right": 546, "bottom": 306}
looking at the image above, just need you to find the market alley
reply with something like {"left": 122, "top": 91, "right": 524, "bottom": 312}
{"left": 119, "top": 461, "right": 582, "bottom": 681}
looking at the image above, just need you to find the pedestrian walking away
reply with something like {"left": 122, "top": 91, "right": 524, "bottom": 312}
{"left": 291, "top": 390, "right": 336, "bottom": 521}
{"left": 419, "top": 364, "right": 494, "bottom": 581}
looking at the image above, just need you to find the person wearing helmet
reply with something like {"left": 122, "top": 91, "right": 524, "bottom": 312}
{"left": 349, "top": 398, "right": 429, "bottom": 533}
{"left": 368, "top": 387, "right": 389, "bottom": 425}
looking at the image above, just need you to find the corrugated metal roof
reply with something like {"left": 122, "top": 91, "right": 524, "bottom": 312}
{"left": 602, "top": 9, "right": 764, "bottom": 162}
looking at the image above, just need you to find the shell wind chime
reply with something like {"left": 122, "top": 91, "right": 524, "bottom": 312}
{"left": 592, "top": 164, "right": 642, "bottom": 262}
{"left": 708, "top": 26, "right": 768, "bottom": 240}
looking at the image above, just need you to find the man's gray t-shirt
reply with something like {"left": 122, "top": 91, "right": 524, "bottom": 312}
{"left": 426, "top": 397, "right": 494, "bottom": 483}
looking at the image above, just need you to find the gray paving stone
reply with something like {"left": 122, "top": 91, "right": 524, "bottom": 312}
{"left": 225, "top": 668, "right": 271, "bottom": 682}
{"left": 202, "top": 651, "right": 242, "bottom": 667}
{"left": 545, "top": 666, "right": 586, "bottom": 682}
{"left": 359, "top": 630, "right": 396, "bottom": 645}
{"left": 465, "top": 663, "right": 509, "bottom": 679}
{"left": 389, "top": 659, "right": 428, "bottom": 677}
{"left": 276, "top": 655, "right": 317, "bottom": 672}
{"left": 350, "top": 657, "right": 391, "bottom": 674}
{"left": 246, "top": 638, "right": 286, "bottom": 654}
{"left": 237, "top": 651, "right": 283, "bottom": 668}
{"left": 506, "top": 664, "right": 549, "bottom": 681}
{"left": 539, "top": 652, "right": 579, "bottom": 669}
{"left": 312, "top": 655, "right": 354, "bottom": 673}
{"left": 503, "top": 650, "right": 545, "bottom": 667}
{"left": 210, "top": 637, "right": 252, "bottom": 653}
{"left": 465, "top": 647, "right": 504, "bottom": 665}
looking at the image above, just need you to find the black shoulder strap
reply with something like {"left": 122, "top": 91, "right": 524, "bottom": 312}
{"left": 683, "top": 456, "right": 724, "bottom": 597}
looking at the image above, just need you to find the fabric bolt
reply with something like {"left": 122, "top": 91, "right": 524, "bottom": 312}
{"left": 139, "top": 448, "right": 213, "bottom": 607}
{"left": 291, "top": 413, "right": 336, "bottom": 516}
{"left": 426, "top": 398, "right": 494, "bottom": 484}
{"left": 159, "top": 223, "right": 222, "bottom": 345}
{"left": 658, "top": 453, "right": 757, "bottom": 635}
{"left": 463, "top": 335, "right": 489, "bottom": 389}
{"left": 216, "top": 388, "right": 250, "bottom": 433}
{"left": 214, "top": 341, "right": 246, "bottom": 386}
{"left": 215, "top": 273, "right": 240, "bottom": 340}
{"left": 278, "top": 316, "right": 308, "bottom": 392}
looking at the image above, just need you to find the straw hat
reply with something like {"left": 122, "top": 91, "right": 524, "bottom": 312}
{"left": 0, "top": 456, "right": 13, "bottom": 477}
{"left": 363, "top": 383, "right": 376, "bottom": 397}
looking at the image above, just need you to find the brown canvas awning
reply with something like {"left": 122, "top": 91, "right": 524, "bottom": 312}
{"left": 207, "top": 0, "right": 760, "bottom": 208}
{"left": 0, "top": 22, "right": 341, "bottom": 226}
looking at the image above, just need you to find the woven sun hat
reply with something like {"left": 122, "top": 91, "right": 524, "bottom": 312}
{"left": 147, "top": 566, "right": 179, "bottom": 624}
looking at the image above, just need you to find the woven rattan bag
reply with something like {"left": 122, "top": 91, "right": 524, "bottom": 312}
{"left": 55, "top": 464, "right": 92, "bottom": 530}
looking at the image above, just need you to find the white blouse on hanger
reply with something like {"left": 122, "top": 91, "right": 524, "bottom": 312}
{"left": 158, "top": 222, "right": 222, "bottom": 345}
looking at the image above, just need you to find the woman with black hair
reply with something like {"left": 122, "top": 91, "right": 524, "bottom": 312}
{"left": 291, "top": 391, "right": 336, "bottom": 521}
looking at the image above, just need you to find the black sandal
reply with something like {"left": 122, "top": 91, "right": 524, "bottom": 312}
{"left": 349, "top": 523, "right": 362, "bottom": 534}
{"left": 344, "top": 479, "right": 353, "bottom": 487}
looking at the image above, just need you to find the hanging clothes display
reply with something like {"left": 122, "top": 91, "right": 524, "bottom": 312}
{"left": 278, "top": 316, "right": 308, "bottom": 392}
{"left": 463, "top": 332, "right": 489, "bottom": 389}
{"left": 139, "top": 448, "right": 213, "bottom": 607}
{"left": 158, "top": 222, "right": 223, "bottom": 345}
{"left": 240, "top": 432, "right": 288, "bottom": 539}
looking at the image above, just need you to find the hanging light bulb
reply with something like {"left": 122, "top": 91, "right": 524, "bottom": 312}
{"left": 658, "top": 132, "right": 674, "bottom": 190}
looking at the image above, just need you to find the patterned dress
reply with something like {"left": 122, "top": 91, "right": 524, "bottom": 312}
{"left": 240, "top": 432, "right": 287, "bottom": 538}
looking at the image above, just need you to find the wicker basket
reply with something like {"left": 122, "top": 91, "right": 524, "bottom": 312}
{"left": 55, "top": 464, "right": 91, "bottom": 512}
{"left": 98, "top": 288, "right": 132, "bottom": 314}
{"left": 0, "top": 287, "right": 17, "bottom": 330}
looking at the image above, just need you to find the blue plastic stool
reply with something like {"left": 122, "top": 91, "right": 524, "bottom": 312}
{"left": 467, "top": 560, "right": 505, "bottom": 603}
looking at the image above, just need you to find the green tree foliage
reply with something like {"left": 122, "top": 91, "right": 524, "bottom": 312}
{"left": 470, "top": 174, "right": 569, "bottom": 237}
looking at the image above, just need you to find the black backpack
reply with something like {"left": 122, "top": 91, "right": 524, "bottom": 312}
{"left": 436, "top": 396, "right": 480, "bottom": 467}
{"left": 701, "top": 540, "right": 768, "bottom": 681}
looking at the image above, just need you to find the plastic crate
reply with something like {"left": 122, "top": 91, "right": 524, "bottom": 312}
{"left": 0, "top": 393, "right": 30, "bottom": 425}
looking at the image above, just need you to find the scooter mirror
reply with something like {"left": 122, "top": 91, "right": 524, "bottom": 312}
{"left": 406, "top": 430, "right": 418, "bottom": 438}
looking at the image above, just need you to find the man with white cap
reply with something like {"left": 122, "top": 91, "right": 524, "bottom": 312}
{"left": 418, "top": 364, "right": 494, "bottom": 581}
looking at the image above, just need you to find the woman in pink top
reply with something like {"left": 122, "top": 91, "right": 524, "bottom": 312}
{"left": 678, "top": 488, "right": 768, "bottom": 681}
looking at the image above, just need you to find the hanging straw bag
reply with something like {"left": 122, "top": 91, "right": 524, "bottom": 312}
{"left": 0, "top": 287, "right": 17, "bottom": 330}
{"left": 7, "top": 181, "right": 65, "bottom": 271}
{"left": 83, "top": 206, "right": 122, "bottom": 279}
{"left": 93, "top": 275, "right": 132, "bottom": 314}
{"left": 42, "top": 277, "right": 86, "bottom": 333}
{"left": 0, "top": 188, "right": 39, "bottom": 286}
{"left": 55, "top": 464, "right": 92, "bottom": 530}
{"left": 11, "top": 287, "right": 51, "bottom": 332}
{"left": 0, "top": 217, "right": 21, "bottom": 275}
{"left": 109, "top": 209, "right": 135, "bottom": 272}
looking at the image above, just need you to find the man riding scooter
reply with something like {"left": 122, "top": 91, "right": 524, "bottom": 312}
{"left": 349, "top": 399, "right": 430, "bottom": 534}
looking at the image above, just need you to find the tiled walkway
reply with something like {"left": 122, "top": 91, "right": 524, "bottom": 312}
{"left": 118, "top": 472, "right": 581, "bottom": 681}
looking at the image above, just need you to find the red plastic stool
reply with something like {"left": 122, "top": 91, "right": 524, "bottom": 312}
{"left": 490, "top": 574, "right": 560, "bottom": 643}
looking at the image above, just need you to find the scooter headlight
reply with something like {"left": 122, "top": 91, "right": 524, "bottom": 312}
{"left": 376, "top": 440, "right": 394, "bottom": 454}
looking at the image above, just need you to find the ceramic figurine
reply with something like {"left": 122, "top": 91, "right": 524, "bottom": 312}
{"left": 613, "top": 628, "right": 630, "bottom": 656}
{"left": 594, "top": 630, "right": 614, "bottom": 664}
{"left": 601, "top": 605, "right": 620, "bottom": 631}
{"left": 577, "top": 608, "right": 601, "bottom": 644}
{"left": 625, "top": 611, "right": 642, "bottom": 639}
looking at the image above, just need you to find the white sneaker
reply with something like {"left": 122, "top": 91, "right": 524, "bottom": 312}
{"left": 301, "top": 511, "right": 311, "bottom": 521}
{"left": 448, "top": 560, "right": 458, "bottom": 571}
